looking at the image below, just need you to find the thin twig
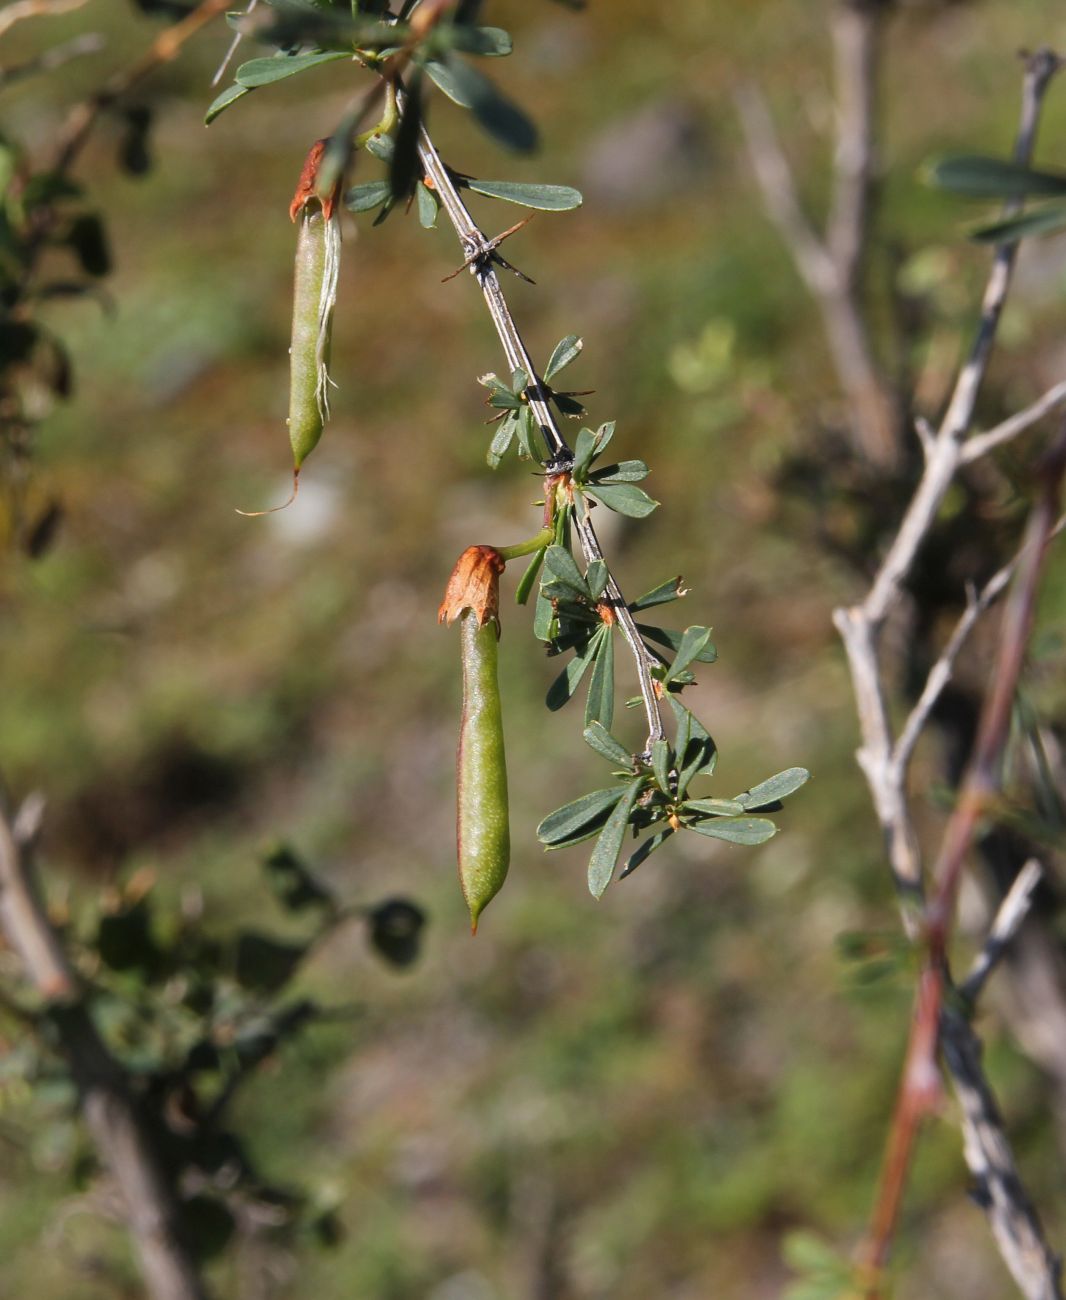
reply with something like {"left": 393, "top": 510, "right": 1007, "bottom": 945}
{"left": 0, "top": 32, "right": 104, "bottom": 88}
{"left": 939, "top": 49, "right": 1062, "bottom": 445}
{"left": 962, "top": 378, "right": 1066, "bottom": 465}
{"left": 893, "top": 511, "right": 1066, "bottom": 772}
{"left": 0, "top": 793, "right": 208, "bottom": 1300}
{"left": 415, "top": 122, "right": 666, "bottom": 750}
{"left": 941, "top": 1005, "right": 1064, "bottom": 1300}
{"left": 833, "top": 50, "right": 1061, "bottom": 912}
{"left": 0, "top": 0, "right": 90, "bottom": 40}
{"left": 927, "top": 425, "right": 1066, "bottom": 948}
{"left": 893, "top": 569, "right": 1012, "bottom": 770}
{"left": 49, "top": 0, "right": 231, "bottom": 175}
{"left": 827, "top": 0, "right": 884, "bottom": 296}
{"left": 860, "top": 423, "right": 1066, "bottom": 1299}
{"left": 961, "top": 858, "right": 1043, "bottom": 1004}
{"left": 736, "top": 1, "right": 900, "bottom": 468}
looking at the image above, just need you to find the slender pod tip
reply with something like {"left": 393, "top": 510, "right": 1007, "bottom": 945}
{"left": 235, "top": 467, "right": 300, "bottom": 517}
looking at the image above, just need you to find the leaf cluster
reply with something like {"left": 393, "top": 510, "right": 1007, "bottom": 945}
{"left": 504, "top": 405, "right": 809, "bottom": 897}
{"left": 0, "top": 846, "right": 425, "bottom": 1262}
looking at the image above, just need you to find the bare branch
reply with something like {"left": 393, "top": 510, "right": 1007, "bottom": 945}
{"left": 0, "top": 0, "right": 90, "bottom": 40}
{"left": 962, "top": 378, "right": 1066, "bottom": 465}
{"left": 928, "top": 424, "right": 1066, "bottom": 946}
{"left": 939, "top": 49, "right": 1062, "bottom": 444}
{"left": 893, "top": 567, "right": 1012, "bottom": 770}
{"left": 941, "top": 1007, "right": 1064, "bottom": 1300}
{"left": 961, "top": 859, "right": 1043, "bottom": 1004}
{"left": 860, "top": 423, "right": 1066, "bottom": 1291}
{"left": 736, "top": 4, "right": 901, "bottom": 469}
{"left": 49, "top": 0, "right": 231, "bottom": 176}
{"left": 0, "top": 794, "right": 208, "bottom": 1300}
{"left": 827, "top": 0, "right": 884, "bottom": 294}
{"left": 415, "top": 122, "right": 666, "bottom": 750}
{"left": 733, "top": 83, "right": 836, "bottom": 298}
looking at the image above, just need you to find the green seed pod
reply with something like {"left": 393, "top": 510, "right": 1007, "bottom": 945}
{"left": 457, "top": 610, "right": 510, "bottom": 931}
{"left": 288, "top": 204, "right": 339, "bottom": 471}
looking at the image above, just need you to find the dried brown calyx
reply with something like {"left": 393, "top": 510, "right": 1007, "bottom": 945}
{"left": 438, "top": 545, "right": 506, "bottom": 629}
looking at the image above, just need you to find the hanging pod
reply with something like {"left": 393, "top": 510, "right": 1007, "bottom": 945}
{"left": 288, "top": 139, "right": 341, "bottom": 475}
{"left": 238, "top": 140, "right": 341, "bottom": 515}
{"left": 439, "top": 546, "right": 510, "bottom": 932}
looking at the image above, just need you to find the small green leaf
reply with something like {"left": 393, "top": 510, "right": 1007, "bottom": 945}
{"left": 235, "top": 51, "right": 349, "bottom": 88}
{"left": 451, "top": 25, "right": 514, "bottom": 57}
{"left": 682, "top": 797, "right": 746, "bottom": 817}
{"left": 364, "top": 132, "right": 395, "bottom": 163}
{"left": 487, "top": 413, "right": 516, "bottom": 468}
{"left": 638, "top": 623, "right": 717, "bottom": 665}
{"left": 428, "top": 56, "right": 537, "bottom": 152}
{"left": 686, "top": 816, "right": 777, "bottom": 845}
{"left": 928, "top": 154, "right": 1066, "bottom": 198}
{"left": 735, "top": 767, "right": 810, "bottom": 811}
{"left": 668, "top": 696, "right": 717, "bottom": 796}
{"left": 546, "top": 628, "right": 603, "bottom": 711}
{"left": 515, "top": 405, "right": 539, "bottom": 461}
{"left": 423, "top": 56, "right": 475, "bottom": 107}
{"left": 233, "top": 932, "right": 306, "bottom": 993}
{"left": 669, "top": 626, "right": 716, "bottom": 681}
{"left": 67, "top": 213, "right": 110, "bottom": 277}
{"left": 544, "top": 334, "right": 583, "bottom": 381}
{"left": 263, "top": 844, "right": 333, "bottom": 911}
{"left": 205, "top": 82, "right": 252, "bottom": 125}
{"left": 590, "top": 459, "right": 649, "bottom": 484}
{"left": 366, "top": 898, "right": 425, "bottom": 968}
{"left": 594, "top": 421, "right": 616, "bottom": 456}
{"left": 585, "top": 558, "right": 608, "bottom": 599}
{"left": 488, "top": 389, "right": 522, "bottom": 410}
{"left": 416, "top": 181, "right": 438, "bottom": 228}
{"left": 345, "top": 180, "right": 392, "bottom": 213}
{"left": 629, "top": 577, "right": 685, "bottom": 613}
{"left": 467, "top": 180, "right": 583, "bottom": 211}
{"left": 537, "top": 785, "right": 626, "bottom": 846}
{"left": 572, "top": 426, "right": 598, "bottom": 478}
{"left": 585, "top": 482, "right": 659, "bottom": 518}
{"left": 971, "top": 204, "right": 1066, "bottom": 244}
{"left": 585, "top": 626, "right": 615, "bottom": 730}
{"left": 619, "top": 827, "right": 674, "bottom": 879}
{"left": 533, "top": 583, "right": 555, "bottom": 640}
{"left": 543, "top": 544, "right": 593, "bottom": 599}
{"left": 583, "top": 721, "right": 634, "bottom": 767}
{"left": 552, "top": 391, "right": 587, "bottom": 418}
{"left": 515, "top": 546, "right": 546, "bottom": 604}
{"left": 587, "top": 777, "right": 646, "bottom": 897}
{"left": 390, "top": 73, "right": 423, "bottom": 201}
{"left": 651, "top": 738, "right": 672, "bottom": 794}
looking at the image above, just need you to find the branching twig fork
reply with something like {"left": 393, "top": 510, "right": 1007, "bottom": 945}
{"left": 415, "top": 123, "right": 666, "bottom": 750}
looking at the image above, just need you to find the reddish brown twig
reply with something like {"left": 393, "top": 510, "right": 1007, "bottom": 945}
{"left": 859, "top": 423, "right": 1066, "bottom": 1297}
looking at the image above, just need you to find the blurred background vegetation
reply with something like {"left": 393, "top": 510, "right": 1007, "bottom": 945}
{"left": 2, "top": 1, "right": 1066, "bottom": 1296}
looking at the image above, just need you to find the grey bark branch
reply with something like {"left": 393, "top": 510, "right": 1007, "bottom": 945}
{"left": 827, "top": 1, "right": 882, "bottom": 294}
{"left": 736, "top": 0, "right": 900, "bottom": 468}
{"left": 827, "top": 47, "right": 1064, "bottom": 1298}
{"left": 961, "top": 859, "right": 1043, "bottom": 1005}
{"left": 415, "top": 123, "right": 666, "bottom": 750}
{"left": 941, "top": 1006, "right": 1064, "bottom": 1300}
{"left": 0, "top": 795, "right": 207, "bottom": 1300}
{"left": 833, "top": 50, "right": 1060, "bottom": 911}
